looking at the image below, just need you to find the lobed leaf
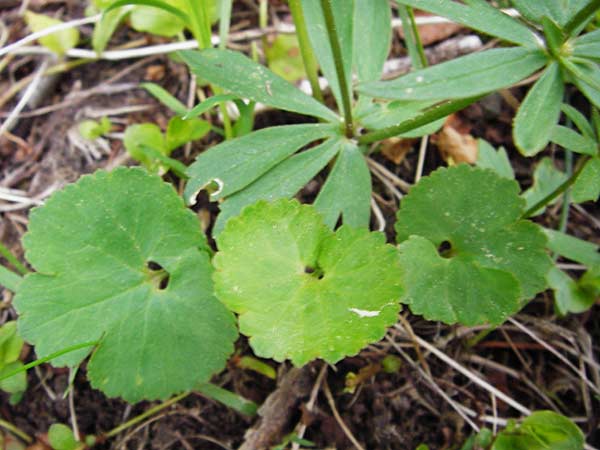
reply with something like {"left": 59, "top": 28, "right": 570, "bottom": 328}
{"left": 521, "top": 157, "right": 568, "bottom": 216}
{"left": 396, "top": 165, "right": 552, "bottom": 325}
{"left": 514, "top": 63, "right": 564, "bottom": 156}
{"left": 15, "top": 168, "right": 237, "bottom": 402}
{"left": 214, "top": 199, "right": 403, "bottom": 366}
{"left": 184, "top": 124, "right": 336, "bottom": 204}
{"left": 359, "top": 48, "right": 548, "bottom": 101}
{"left": 476, "top": 139, "right": 515, "bottom": 180}
{"left": 179, "top": 49, "right": 338, "bottom": 121}
{"left": 314, "top": 142, "right": 371, "bottom": 229}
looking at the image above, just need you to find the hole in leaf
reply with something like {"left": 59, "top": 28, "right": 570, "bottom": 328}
{"left": 145, "top": 261, "right": 170, "bottom": 290}
{"left": 437, "top": 240, "right": 453, "bottom": 258}
{"left": 304, "top": 266, "right": 324, "bottom": 279}
{"left": 304, "top": 266, "right": 315, "bottom": 274}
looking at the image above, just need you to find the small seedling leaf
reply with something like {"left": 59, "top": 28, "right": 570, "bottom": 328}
{"left": 184, "top": 124, "right": 336, "bottom": 203}
{"left": 521, "top": 157, "right": 568, "bottom": 216}
{"left": 572, "top": 156, "right": 600, "bottom": 203}
{"left": 14, "top": 168, "right": 237, "bottom": 402}
{"left": 179, "top": 49, "right": 338, "bottom": 121}
{"left": 24, "top": 11, "right": 79, "bottom": 56}
{"left": 514, "top": 63, "right": 564, "bottom": 156}
{"left": 165, "top": 116, "right": 210, "bottom": 152}
{"left": 359, "top": 48, "right": 547, "bottom": 101}
{"left": 214, "top": 199, "right": 403, "bottom": 365}
{"left": 396, "top": 165, "right": 552, "bottom": 325}
{"left": 0, "top": 322, "right": 24, "bottom": 365}
{"left": 476, "top": 139, "right": 515, "bottom": 180}
{"left": 548, "top": 267, "right": 597, "bottom": 315}
{"left": 48, "top": 424, "right": 79, "bottom": 450}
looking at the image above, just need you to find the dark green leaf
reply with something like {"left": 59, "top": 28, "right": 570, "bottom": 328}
{"left": 184, "top": 124, "right": 336, "bottom": 203}
{"left": 352, "top": 0, "right": 391, "bottom": 83}
{"left": 359, "top": 48, "right": 547, "bottom": 101}
{"left": 561, "top": 103, "right": 596, "bottom": 139}
{"left": 569, "top": 59, "right": 600, "bottom": 108}
{"left": 180, "top": 49, "right": 338, "bottom": 121}
{"left": 512, "top": 0, "right": 590, "bottom": 27}
{"left": 572, "top": 156, "right": 600, "bottom": 202}
{"left": 314, "top": 142, "right": 371, "bottom": 228}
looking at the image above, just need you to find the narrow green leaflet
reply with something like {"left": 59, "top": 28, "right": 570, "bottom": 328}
{"left": 548, "top": 267, "right": 597, "bottom": 315}
{"left": 572, "top": 156, "right": 600, "bottom": 202}
{"left": 213, "top": 138, "right": 342, "bottom": 235}
{"left": 184, "top": 124, "right": 336, "bottom": 203}
{"left": 512, "top": 0, "right": 590, "bottom": 28}
{"left": 561, "top": 103, "right": 596, "bottom": 139}
{"left": 314, "top": 142, "right": 371, "bottom": 229}
{"left": 359, "top": 48, "right": 548, "bottom": 101}
{"left": 301, "top": 0, "right": 354, "bottom": 114}
{"left": 521, "top": 158, "right": 568, "bottom": 216}
{"left": 359, "top": 100, "right": 445, "bottom": 138}
{"left": 141, "top": 82, "right": 187, "bottom": 115}
{"left": 571, "top": 60, "right": 600, "bottom": 109}
{"left": 395, "top": 0, "right": 540, "bottom": 47}
{"left": 92, "top": 7, "right": 129, "bottom": 53}
{"left": 551, "top": 125, "right": 598, "bottom": 155}
{"left": 514, "top": 63, "right": 564, "bottom": 156}
{"left": 179, "top": 49, "right": 338, "bottom": 121}
{"left": 573, "top": 29, "right": 600, "bottom": 61}
{"left": 476, "top": 139, "right": 515, "bottom": 179}
{"left": 543, "top": 228, "right": 600, "bottom": 268}
{"left": 214, "top": 199, "right": 403, "bottom": 365}
{"left": 183, "top": 94, "right": 239, "bottom": 120}
{"left": 396, "top": 165, "right": 552, "bottom": 325}
{"left": 352, "top": 0, "right": 391, "bottom": 83}
{"left": 24, "top": 11, "right": 79, "bottom": 56}
{"left": 15, "top": 168, "right": 237, "bottom": 402}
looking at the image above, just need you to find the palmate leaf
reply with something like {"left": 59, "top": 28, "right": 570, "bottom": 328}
{"left": 214, "top": 199, "right": 403, "bottom": 366}
{"left": 476, "top": 139, "right": 515, "bottom": 180}
{"left": 14, "top": 168, "right": 237, "bottom": 402}
{"left": 511, "top": 0, "right": 590, "bottom": 28}
{"left": 352, "top": 0, "right": 391, "bottom": 83}
{"left": 396, "top": 165, "right": 552, "bottom": 325}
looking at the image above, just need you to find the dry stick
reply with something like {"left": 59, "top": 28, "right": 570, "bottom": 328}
{"left": 292, "top": 362, "right": 328, "bottom": 450}
{"left": 414, "top": 136, "right": 429, "bottom": 183}
{"left": 68, "top": 370, "right": 81, "bottom": 442}
{"left": 370, "top": 197, "right": 386, "bottom": 232}
{"left": 0, "top": 419, "right": 32, "bottom": 444}
{"left": 323, "top": 378, "right": 365, "bottom": 450}
{"left": 366, "top": 158, "right": 411, "bottom": 192}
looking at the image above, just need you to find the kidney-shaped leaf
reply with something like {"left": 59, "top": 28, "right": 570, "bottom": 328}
{"left": 396, "top": 165, "right": 552, "bottom": 325}
{"left": 15, "top": 168, "right": 237, "bottom": 402}
{"left": 214, "top": 199, "right": 403, "bottom": 366}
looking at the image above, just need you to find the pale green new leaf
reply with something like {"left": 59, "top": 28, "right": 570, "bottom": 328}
{"left": 359, "top": 48, "right": 548, "bottom": 101}
{"left": 548, "top": 267, "right": 596, "bottom": 315}
{"left": 521, "top": 157, "right": 568, "bottom": 216}
{"left": 396, "top": 165, "right": 552, "bottom": 325}
{"left": 0, "top": 322, "right": 23, "bottom": 365}
{"left": 214, "top": 199, "right": 403, "bottom": 365}
{"left": 130, "top": 4, "right": 185, "bottom": 37}
{"left": 141, "top": 82, "right": 188, "bottom": 115}
{"left": 165, "top": 117, "right": 210, "bottom": 151}
{"left": 123, "top": 123, "right": 165, "bottom": 169}
{"left": 314, "top": 142, "right": 371, "bottom": 229}
{"left": 24, "top": 11, "right": 79, "bottom": 56}
{"left": 48, "top": 424, "right": 79, "bottom": 450}
{"left": 395, "top": 0, "right": 540, "bottom": 47}
{"left": 572, "top": 156, "right": 600, "bottom": 202}
{"left": 476, "top": 139, "right": 515, "bottom": 179}
{"left": 213, "top": 138, "right": 342, "bottom": 235}
{"left": 0, "top": 361, "right": 26, "bottom": 396}
{"left": 551, "top": 125, "right": 598, "bottom": 155}
{"left": 14, "top": 168, "right": 237, "bottom": 402}
{"left": 353, "top": 0, "right": 391, "bottom": 83}
{"left": 573, "top": 29, "right": 600, "bottom": 62}
{"left": 514, "top": 63, "right": 564, "bottom": 156}
{"left": 179, "top": 49, "right": 338, "bottom": 121}
{"left": 92, "top": 7, "right": 129, "bottom": 53}
{"left": 184, "top": 124, "right": 336, "bottom": 203}
{"left": 301, "top": 0, "right": 354, "bottom": 114}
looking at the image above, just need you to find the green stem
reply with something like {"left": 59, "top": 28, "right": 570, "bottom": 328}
{"left": 397, "top": 5, "right": 427, "bottom": 70}
{"left": 521, "top": 156, "right": 591, "bottom": 219}
{"left": 289, "top": 0, "right": 325, "bottom": 103}
{"left": 0, "top": 419, "right": 32, "bottom": 443}
{"left": 358, "top": 96, "right": 482, "bottom": 145}
{"left": 563, "top": 0, "right": 600, "bottom": 36}
{"left": 320, "top": 0, "right": 354, "bottom": 137}
{"left": 0, "top": 241, "right": 28, "bottom": 275}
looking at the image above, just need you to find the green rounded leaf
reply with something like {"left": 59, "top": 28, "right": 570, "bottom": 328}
{"left": 48, "top": 424, "right": 78, "bottom": 450}
{"left": 396, "top": 165, "right": 552, "bottom": 325}
{"left": 214, "top": 199, "right": 403, "bottom": 366}
{"left": 15, "top": 168, "right": 237, "bottom": 402}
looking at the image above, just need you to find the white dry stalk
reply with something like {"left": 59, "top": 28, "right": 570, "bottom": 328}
{"left": 370, "top": 197, "right": 386, "bottom": 232}
{"left": 414, "top": 135, "right": 429, "bottom": 183}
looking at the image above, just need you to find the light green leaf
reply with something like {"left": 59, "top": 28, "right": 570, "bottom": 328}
{"left": 48, "top": 424, "right": 79, "bottom": 450}
{"left": 476, "top": 139, "right": 515, "bottom": 179}
{"left": 359, "top": 100, "right": 444, "bottom": 138}
{"left": 141, "top": 82, "right": 187, "bottom": 115}
{"left": 514, "top": 63, "right": 564, "bottom": 156}
{"left": 92, "top": 7, "right": 129, "bottom": 53}
{"left": 521, "top": 158, "right": 568, "bottom": 216}
{"left": 314, "top": 142, "right": 371, "bottom": 229}
{"left": 572, "top": 29, "right": 600, "bottom": 61}
{"left": 0, "top": 322, "right": 23, "bottom": 365}
{"left": 551, "top": 125, "right": 598, "bottom": 155}
{"left": 266, "top": 34, "right": 305, "bottom": 82}
{"left": 24, "top": 11, "right": 79, "bottom": 56}
{"left": 213, "top": 138, "right": 342, "bottom": 235}
{"left": 123, "top": 123, "right": 165, "bottom": 169}
{"left": 165, "top": 117, "right": 210, "bottom": 152}
{"left": 183, "top": 94, "right": 238, "bottom": 120}
{"left": 396, "top": 165, "right": 552, "bottom": 325}
{"left": 0, "top": 361, "right": 26, "bottom": 396}
{"left": 130, "top": 4, "right": 185, "bottom": 37}
{"left": 572, "top": 156, "right": 600, "bottom": 202}
{"left": 78, "top": 117, "right": 112, "bottom": 141}
{"left": 548, "top": 267, "right": 596, "bottom": 315}
{"left": 104, "top": 0, "right": 189, "bottom": 26}
{"left": 396, "top": 0, "right": 540, "bottom": 47}
{"left": 196, "top": 382, "right": 258, "bottom": 416}
{"left": 571, "top": 60, "right": 600, "bottom": 108}
{"left": 0, "top": 265, "right": 21, "bottom": 293}
{"left": 15, "top": 168, "right": 237, "bottom": 402}
{"left": 561, "top": 103, "right": 596, "bottom": 139}
{"left": 179, "top": 49, "right": 338, "bottom": 121}
{"left": 359, "top": 48, "right": 548, "bottom": 101}
{"left": 543, "top": 228, "right": 600, "bottom": 268}
{"left": 214, "top": 199, "right": 403, "bottom": 365}
{"left": 301, "top": 0, "right": 354, "bottom": 114}
{"left": 353, "top": 0, "right": 391, "bottom": 83}
{"left": 184, "top": 124, "right": 336, "bottom": 203}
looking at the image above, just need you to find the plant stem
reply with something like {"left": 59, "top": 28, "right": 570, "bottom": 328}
{"left": 320, "top": 0, "right": 354, "bottom": 137}
{"left": 397, "top": 5, "right": 427, "bottom": 70}
{"left": 0, "top": 419, "right": 32, "bottom": 443}
{"left": 521, "top": 156, "right": 591, "bottom": 219}
{"left": 563, "top": 0, "right": 600, "bottom": 36}
{"left": 288, "top": 0, "right": 324, "bottom": 103}
{"left": 358, "top": 96, "right": 482, "bottom": 145}
{"left": 0, "top": 241, "right": 28, "bottom": 275}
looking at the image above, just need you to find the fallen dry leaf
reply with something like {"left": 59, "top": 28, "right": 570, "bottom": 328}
{"left": 380, "top": 137, "right": 417, "bottom": 165}
{"left": 397, "top": 12, "right": 464, "bottom": 46}
{"left": 436, "top": 116, "right": 478, "bottom": 165}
